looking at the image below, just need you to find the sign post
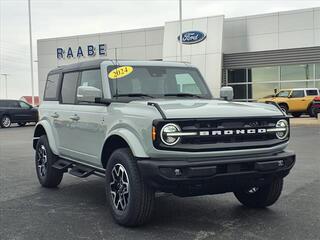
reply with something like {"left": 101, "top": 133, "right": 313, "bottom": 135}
{"left": 28, "top": 0, "right": 35, "bottom": 106}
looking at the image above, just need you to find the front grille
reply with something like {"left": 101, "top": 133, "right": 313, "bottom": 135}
{"left": 153, "top": 117, "right": 288, "bottom": 152}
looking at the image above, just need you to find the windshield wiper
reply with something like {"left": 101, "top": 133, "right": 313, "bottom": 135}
{"left": 164, "top": 93, "right": 203, "bottom": 98}
{"left": 113, "top": 93, "right": 154, "bottom": 98}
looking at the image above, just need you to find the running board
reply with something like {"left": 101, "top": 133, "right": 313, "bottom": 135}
{"left": 69, "top": 165, "right": 95, "bottom": 178}
{"left": 52, "top": 159, "right": 73, "bottom": 172}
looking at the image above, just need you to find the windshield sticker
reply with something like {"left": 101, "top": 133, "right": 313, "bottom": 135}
{"left": 108, "top": 66, "right": 133, "bottom": 79}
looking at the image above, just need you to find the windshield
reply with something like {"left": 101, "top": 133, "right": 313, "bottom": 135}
{"left": 107, "top": 65, "right": 211, "bottom": 99}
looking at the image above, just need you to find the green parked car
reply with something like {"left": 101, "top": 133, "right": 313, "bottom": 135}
{"left": 33, "top": 60, "right": 295, "bottom": 226}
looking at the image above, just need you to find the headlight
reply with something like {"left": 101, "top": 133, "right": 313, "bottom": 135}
{"left": 275, "top": 119, "right": 289, "bottom": 140}
{"left": 160, "top": 123, "right": 181, "bottom": 145}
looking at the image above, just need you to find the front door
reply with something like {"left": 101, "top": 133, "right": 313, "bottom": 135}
{"left": 70, "top": 69, "right": 106, "bottom": 166}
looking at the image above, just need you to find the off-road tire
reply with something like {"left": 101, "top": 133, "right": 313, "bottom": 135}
{"left": 308, "top": 106, "right": 316, "bottom": 117}
{"left": 35, "top": 135, "right": 63, "bottom": 188}
{"left": 234, "top": 178, "right": 283, "bottom": 208}
{"left": 0, "top": 115, "right": 11, "bottom": 128}
{"left": 105, "top": 148, "right": 155, "bottom": 227}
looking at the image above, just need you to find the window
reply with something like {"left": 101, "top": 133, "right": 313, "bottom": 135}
{"left": 176, "top": 73, "right": 201, "bottom": 94}
{"left": 291, "top": 90, "right": 305, "bottom": 98}
{"left": 79, "top": 69, "right": 102, "bottom": 90}
{"left": 107, "top": 66, "right": 210, "bottom": 98}
{"left": 19, "top": 101, "right": 31, "bottom": 109}
{"left": 61, "top": 72, "right": 79, "bottom": 104}
{"left": 44, "top": 74, "right": 60, "bottom": 100}
{"left": 251, "top": 82, "right": 279, "bottom": 99}
{"left": 249, "top": 66, "right": 279, "bottom": 83}
{"left": 316, "top": 63, "right": 320, "bottom": 79}
{"left": 227, "top": 69, "right": 246, "bottom": 83}
{"left": 306, "top": 89, "right": 319, "bottom": 96}
{"left": 277, "top": 90, "right": 290, "bottom": 97}
{"left": 281, "top": 64, "right": 314, "bottom": 81}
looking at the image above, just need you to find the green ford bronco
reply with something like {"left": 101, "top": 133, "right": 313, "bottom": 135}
{"left": 33, "top": 60, "right": 295, "bottom": 226}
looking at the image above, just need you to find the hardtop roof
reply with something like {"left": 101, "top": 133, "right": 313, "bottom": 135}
{"left": 48, "top": 60, "right": 194, "bottom": 75}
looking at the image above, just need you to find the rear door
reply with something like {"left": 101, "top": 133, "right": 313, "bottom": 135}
{"left": 288, "top": 90, "right": 306, "bottom": 111}
{"left": 55, "top": 71, "right": 79, "bottom": 159}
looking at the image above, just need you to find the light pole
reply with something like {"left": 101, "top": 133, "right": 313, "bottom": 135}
{"left": 28, "top": 0, "right": 35, "bottom": 106}
{"left": 179, "top": 0, "right": 183, "bottom": 62}
{"left": 0, "top": 73, "right": 8, "bottom": 99}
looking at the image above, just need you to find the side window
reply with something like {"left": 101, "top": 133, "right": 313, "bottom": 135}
{"left": 77, "top": 69, "right": 103, "bottom": 103}
{"left": 19, "top": 101, "right": 31, "bottom": 109}
{"left": 175, "top": 73, "right": 201, "bottom": 94}
{"left": 44, "top": 74, "right": 60, "bottom": 100}
{"left": 8, "top": 101, "right": 19, "bottom": 108}
{"left": 61, "top": 72, "right": 79, "bottom": 104}
{"left": 306, "top": 90, "right": 318, "bottom": 96}
{"left": 291, "top": 90, "right": 305, "bottom": 98}
{"left": 277, "top": 91, "right": 290, "bottom": 97}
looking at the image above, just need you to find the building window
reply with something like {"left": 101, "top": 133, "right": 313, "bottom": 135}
{"left": 249, "top": 66, "right": 278, "bottom": 83}
{"left": 280, "top": 64, "right": 314, "bottom": 81}
{"left": 227, "top": 69, "right": 246, "bottom": 84}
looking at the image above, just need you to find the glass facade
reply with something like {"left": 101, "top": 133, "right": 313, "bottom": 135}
{"left": 226, "top": 63, "right": 320, "bottom": 101}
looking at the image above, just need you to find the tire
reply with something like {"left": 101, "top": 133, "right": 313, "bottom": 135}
{"left": 234, "top": 178, "right": 283, "bottom": 208}
{"left": 291, "top": 112, "right": 302, "bottom": 118}
{"left": 278, "top": 104, "right": 288, "bottom": 115}
{"left": 18, "top": 122, "right": 27, "bottom": 127}
{"left": 0, "top": 115, "right": 11, "bottom": 128}
{"left": 35, "top": 135, "right": 63, "bottom": 188}
{"left": 308, "top": 106, "right": 316, "bottom": 117}
{"left": 105, "top": 148, "right": 155, "bottom": 227}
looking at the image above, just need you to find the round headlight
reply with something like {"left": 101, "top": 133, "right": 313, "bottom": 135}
{"left": 275, "top": 119, "right": 289, "bottom": 140}
{"left": 160, "top": 123, "right": 181, "bottom": 146}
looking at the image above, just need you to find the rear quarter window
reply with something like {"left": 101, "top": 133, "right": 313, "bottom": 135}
{"left": 44, "top": 74, "right": 61, "bottom": 100}
{"left": 306, "top": 90, "right": 319, "bottom": 96}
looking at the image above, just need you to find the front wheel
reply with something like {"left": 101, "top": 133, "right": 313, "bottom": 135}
{"left": 234, "top": 178, "right": 283, "bottom": 208}
{"left": 105, "top": 148, "right": 155, "bottom": 227}
{"left": 35, "top": 135, "right": 63, "bottom": 188}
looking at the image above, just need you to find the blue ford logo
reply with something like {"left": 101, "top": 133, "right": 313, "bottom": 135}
{"left": 177, "top": 31, "right": 207, "bottom": 44}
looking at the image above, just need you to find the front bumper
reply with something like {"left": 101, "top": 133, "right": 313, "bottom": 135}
{"left": 137, "top": 151, "right": 295, "bottom": 196}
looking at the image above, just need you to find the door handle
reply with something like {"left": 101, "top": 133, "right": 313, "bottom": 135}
{"left": 70, "top": 114, "right": 80, "bottom": 121}
{"left": 51, "top": 112, "right": 59, "bottom": 118}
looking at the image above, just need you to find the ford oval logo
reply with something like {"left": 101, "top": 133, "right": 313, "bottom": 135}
{"left": 177, "top": 31, "right": 207, "bottom": 44}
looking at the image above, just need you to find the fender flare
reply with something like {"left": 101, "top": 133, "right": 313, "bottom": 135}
{"left": 33, "top": 121, "right": 59, "bottom": 155}
{"left": 103, "top": 128, "right": 149, "bottom": 159}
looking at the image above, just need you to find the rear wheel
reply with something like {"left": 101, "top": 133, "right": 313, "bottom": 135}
{"left": 0, "top": 115, "right": 11, "bottom": 128}
{"left": 35, "top": 135, "right": 63, "bottom": 188}
{"left": 278, "top": 104, "right": 288, "bottom": 115}
{"left": 234, "top": 178, "right": 283, "bottom": 208}
{"left": 291, "top": 112, "right": 302, "bottom": 118}
{"left": 105, "top": 148, "right": 155, "bottom": 227}
{"left": 308, "top": 106, "right": 316, "bottom": 117}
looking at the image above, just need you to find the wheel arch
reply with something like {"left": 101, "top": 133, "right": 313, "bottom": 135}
{"left": 33, "top": 121, "right": 59, "bottom": 155}
{"left": 100, "top": 130, "right": 148, "bottom": 169}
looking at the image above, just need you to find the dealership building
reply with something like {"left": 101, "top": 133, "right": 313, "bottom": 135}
{"left": 37, "top": 7, "right": 320, "bottom": 100}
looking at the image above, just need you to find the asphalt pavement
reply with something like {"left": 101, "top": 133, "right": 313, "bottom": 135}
{"left": 0, "top": 124, "right": 319, "bottom": 240}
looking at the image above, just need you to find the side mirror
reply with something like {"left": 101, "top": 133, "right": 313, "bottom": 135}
{"left": 77, "top": 86, "right": 102, "bottom": 103}
{"left": 220, "top": 86, "right": 234, "bottom": 101}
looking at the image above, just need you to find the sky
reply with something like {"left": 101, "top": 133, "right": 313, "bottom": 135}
{"left": 0, "top": 0, "right": 320, "bottom": 99}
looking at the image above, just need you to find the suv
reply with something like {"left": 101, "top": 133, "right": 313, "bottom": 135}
{"left": 0, "top": 99, "right": 38, "bottom": 128}
{"left": 33, "top": 60, "right": 295, "bottom": 226}
{"left": 258, "top": 88, "right": 320, "bottom": 117}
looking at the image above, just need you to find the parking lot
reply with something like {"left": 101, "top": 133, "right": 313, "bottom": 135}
{"left": 0, "top": 123, "right": 319, "bottom": 240}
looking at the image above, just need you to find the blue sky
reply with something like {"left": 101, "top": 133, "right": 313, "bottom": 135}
{"left": 1, "top": 0, "right": 320, "bottom": 99}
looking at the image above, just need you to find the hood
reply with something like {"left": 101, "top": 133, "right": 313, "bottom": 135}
{"left": 133, "top": 99, "right": 284, "bottom": 119}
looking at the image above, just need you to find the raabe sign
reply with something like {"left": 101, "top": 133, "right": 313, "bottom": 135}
{"left": 57, "top": 44, "right": 107, "bottom": 59}
{"left": 177, "top": 31, "right": 206, "bottom": 44}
